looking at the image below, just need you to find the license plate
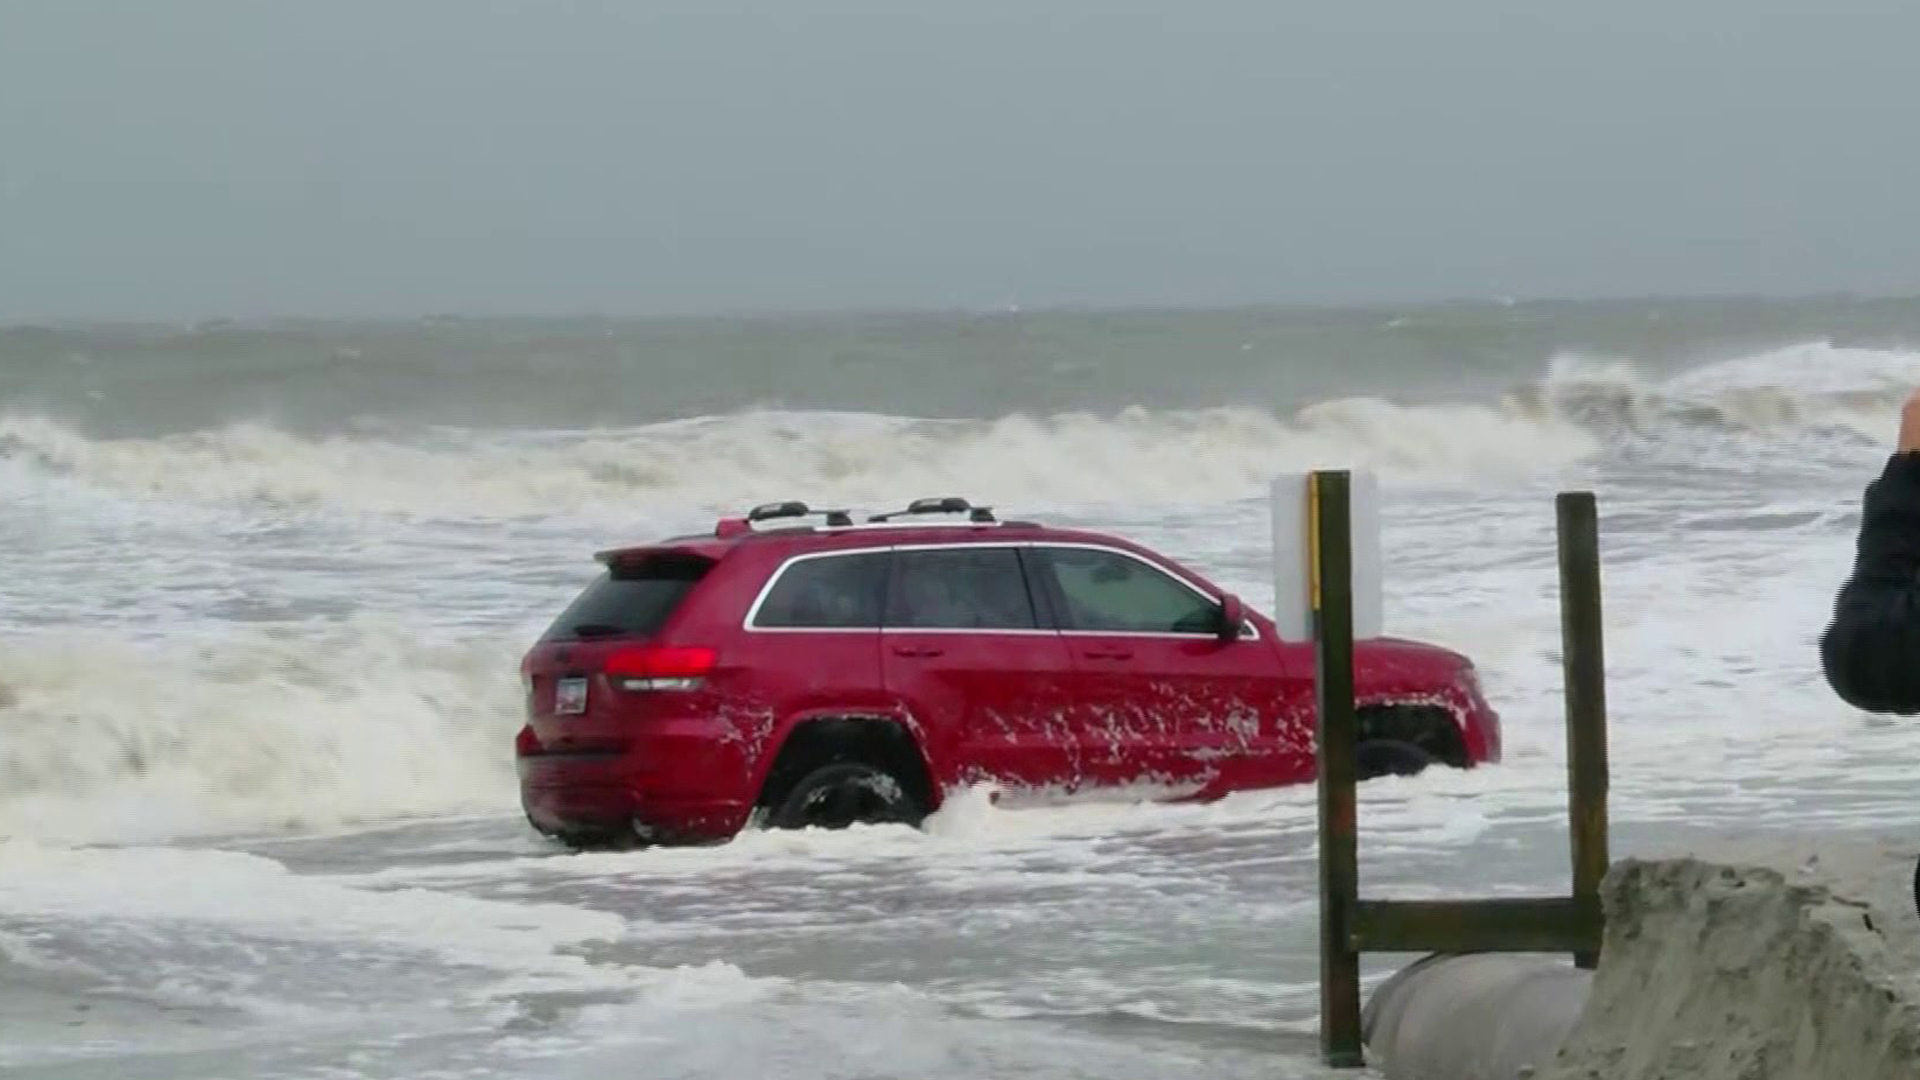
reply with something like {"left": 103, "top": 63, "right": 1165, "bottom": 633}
{"left": 554, "top": 677, "right": 588, "bottom": 715}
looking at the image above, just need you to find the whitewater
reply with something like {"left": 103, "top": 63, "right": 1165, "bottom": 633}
{"left": 3, "top": 306, "right": 1919, "bottom": 1079}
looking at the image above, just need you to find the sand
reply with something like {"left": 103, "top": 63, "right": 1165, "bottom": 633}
{"left": 1539, "top": 835, "right": 1920, "bottom": 1080}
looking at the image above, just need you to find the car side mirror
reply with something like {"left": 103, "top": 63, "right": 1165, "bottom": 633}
{"left": 1217, "top": 593, "right": 1245, "bottom": 641}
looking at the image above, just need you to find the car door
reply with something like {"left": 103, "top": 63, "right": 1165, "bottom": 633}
{"left": 880, "top": 544, "right": 1078, "bottom": 792}
{"left": 1032, "top": 543, "right": 1296, "bottom": 796}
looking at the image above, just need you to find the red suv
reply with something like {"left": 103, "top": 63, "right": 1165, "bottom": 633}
{"left": 516, "top": 498, "right": 1502, "bottom": 845}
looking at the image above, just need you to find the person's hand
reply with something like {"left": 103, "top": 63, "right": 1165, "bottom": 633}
{"left": 1901, "top": 388, "right": 1920, "bottom": 452}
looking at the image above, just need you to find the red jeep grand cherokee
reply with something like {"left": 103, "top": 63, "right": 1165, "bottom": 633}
{"left": 516, "top": 498, "right": 1501, "bottom": 846}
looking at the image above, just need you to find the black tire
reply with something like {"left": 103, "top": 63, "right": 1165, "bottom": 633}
{"left": 765, "top": 762, "right": 924, "bottom": 831}
{"left": 1356, "top": 739, "right": 1435, "bottom": 781}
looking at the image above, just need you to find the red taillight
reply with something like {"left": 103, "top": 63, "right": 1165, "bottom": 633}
{"left": 515, "top": 725, "right": 541, "bottom": 756}
{"left": 606, "top": 646, "right": 716, "bottom": 677}
{"left": 604, "top": 645, "right": 717, "bottom": 691}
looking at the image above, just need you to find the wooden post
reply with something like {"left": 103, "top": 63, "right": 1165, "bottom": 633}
{"left": 1302, "top": 484, "right": 1612, "bottom": 1064}
{"left": 1556, "top": 491, "right": 1611, "bottom": 970}
{"left": 1313, "top": 470, "right": 1365, "bottom": 1067}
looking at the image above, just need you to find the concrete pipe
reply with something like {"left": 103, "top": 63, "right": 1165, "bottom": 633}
{"left": 1361, "top": 953, "right": 1593, "bottom": 1080}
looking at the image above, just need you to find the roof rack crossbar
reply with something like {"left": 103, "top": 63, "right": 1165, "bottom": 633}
{"left": 737, "top": 502, "right": 855, "bottom": 530}
{"left": 747, "top": 500, "right": 812, "bottom": 523}
{"left": 868, "top": 497, "right": 996, "bottom": 524}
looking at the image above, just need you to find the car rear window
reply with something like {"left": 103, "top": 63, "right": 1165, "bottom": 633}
{"left": 541, "top": 552, "right": 713, "bottom": 642}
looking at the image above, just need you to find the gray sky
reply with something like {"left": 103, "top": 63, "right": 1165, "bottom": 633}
{"left": 3, "top": 0, "right": 1918, "bottom": 321}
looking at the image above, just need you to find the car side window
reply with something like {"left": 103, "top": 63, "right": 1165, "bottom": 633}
{"left": 887, "top": 547, "right": 1037, "bottom": 630}
{"left": 1043, "top": 547, "right": 1219, "bottom": 635}
{"left": 753, "top": 551, "right": 889, "bottom": 629}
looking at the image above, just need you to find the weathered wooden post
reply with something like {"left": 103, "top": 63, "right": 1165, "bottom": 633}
{"left": 1289, "top": 476, "right": 1614, "bottom": 1068}
{"left": 1311, "top": 470, "right": 1365, "bottom": 1066}
{"left": 1556, "top": 492, "right": 1611, "bottom": 970}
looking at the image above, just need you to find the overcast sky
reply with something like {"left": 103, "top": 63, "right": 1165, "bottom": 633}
{"left": 3, "top": 0, "right": 1918, "bottom": 321}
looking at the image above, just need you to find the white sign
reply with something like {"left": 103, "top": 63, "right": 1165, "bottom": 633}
{"left": 1269, "top": 470, "right": 1383, "bottom": 642}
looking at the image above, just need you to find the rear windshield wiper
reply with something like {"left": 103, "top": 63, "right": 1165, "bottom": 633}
{"left": 569, "top": 623, "right": 628, "bottom": 638}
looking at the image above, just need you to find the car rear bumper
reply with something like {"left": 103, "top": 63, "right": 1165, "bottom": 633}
{"left": 516, "top": 740, "right": 754, "bottom": 843}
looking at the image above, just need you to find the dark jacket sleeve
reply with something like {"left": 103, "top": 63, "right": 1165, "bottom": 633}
{"left": 1821, "top": 451, "right": 1920, "bottom": 714}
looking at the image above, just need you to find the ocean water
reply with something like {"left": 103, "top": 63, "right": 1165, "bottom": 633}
{"left": 3, "top": 297, "right": 1918, "bottom": 1078}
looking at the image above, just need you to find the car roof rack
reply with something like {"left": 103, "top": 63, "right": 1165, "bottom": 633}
{"left": 868, "top": 496, "right": 996, "bottom": 524}
{"left": 716, "top": 501, "right": 854, "bottom": 538}
{"left": 749, "top": 500, "right": 856, "bottom": 526}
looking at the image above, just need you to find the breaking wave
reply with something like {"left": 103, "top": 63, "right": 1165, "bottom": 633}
{"left": 4, "top": 342, "right": 1913, "bottom": 521}
{"left": 1512, "top": 342, "right": 1917, "bottom": 443}
{"left": 0, "top": 620, "right": 523, "bottom": 844}
{"left": 0, "top": 403, "right": 1592, "bottom": 520}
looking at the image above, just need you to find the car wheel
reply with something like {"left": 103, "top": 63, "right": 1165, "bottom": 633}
{"left": 1356, "top": 739, "right": 1434, "bottom": 781}
{"left": 766, "top": 762, "right": 923, "bottom": 831}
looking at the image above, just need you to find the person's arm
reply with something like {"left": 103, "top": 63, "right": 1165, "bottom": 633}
{"left": 1821, "top": 392, "right": 1920, "bottom": 713}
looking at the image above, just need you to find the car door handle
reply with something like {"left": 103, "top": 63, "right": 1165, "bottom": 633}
{"left": 1083, "top": 647, "right": 1133, "bottom": 660}
{"left": 891, "top": 644, "right": 945, "bottom": 658}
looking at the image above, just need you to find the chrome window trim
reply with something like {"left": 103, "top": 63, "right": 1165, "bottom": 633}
{"left": 742, "top": 539, "right": 1257, "bottom": 640}
{"left": 746, "top": 626, "right": 882, "bottom": 635}
{"left": 882, "top": 627, "right": 1060, "bottom": 637}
